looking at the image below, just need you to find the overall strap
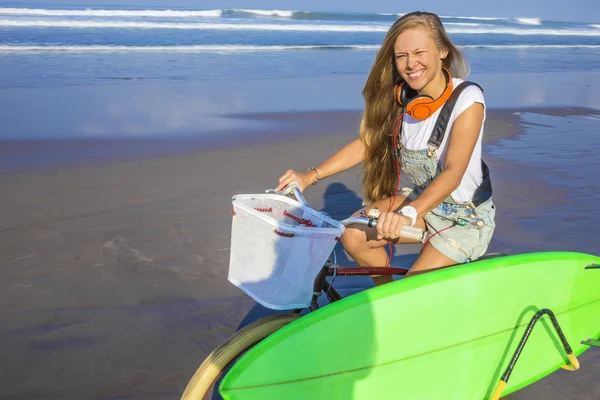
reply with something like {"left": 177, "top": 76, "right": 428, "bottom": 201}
{"left": 472, "top": 159, "right": 492, "bottom": 207}
{"left": 426, "top": 81, "right": 483, "bottom": 155}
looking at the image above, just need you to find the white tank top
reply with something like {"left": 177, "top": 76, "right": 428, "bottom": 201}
{"left": 400, "top": 78, "right": 486, "bottom": 203}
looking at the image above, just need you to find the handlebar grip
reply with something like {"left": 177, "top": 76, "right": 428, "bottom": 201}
{"left": 339, "top": 217, "right": 428, "bottom": 242}
{"left": 400, "top": 225, "right": 428, "bottom": 242}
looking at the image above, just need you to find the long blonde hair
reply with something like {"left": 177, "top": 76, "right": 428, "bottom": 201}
{"left": 360, "top": 11, "right": 469, "bottom": 204}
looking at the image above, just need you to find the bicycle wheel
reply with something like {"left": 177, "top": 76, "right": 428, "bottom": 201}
{"left": 181, "top": 313, "right": 303, "bottom": 400}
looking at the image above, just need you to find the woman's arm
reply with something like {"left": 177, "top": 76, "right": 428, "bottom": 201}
{"left": 276, "top": 137, "right": 366, "bottom": 191}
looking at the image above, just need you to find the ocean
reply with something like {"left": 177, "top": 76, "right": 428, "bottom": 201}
{"left": 0, "top": 3, "right": 599, "bottom": 140}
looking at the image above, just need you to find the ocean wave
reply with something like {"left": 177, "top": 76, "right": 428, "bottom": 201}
{"left": 440, "top": 15, "right": 507, "bottom": 21}
{"left": 2, "top": 19, "right": 599, "bottom": 36}
{"left": 0, "top": 7, "right": 396, "bottom": 20}
{"left": 450, "top": 27, "right": 600, "bottom": 36}
{"left": 291, "top": 11, "right": 398, "bottom": 21}
{"left": 0, "top": 7, "right": 223, "bottom": 18}
{"left": 0, "top": 7, "right": 297, "bottom": 19}
{"left": 0, "top": 18, "right": 389, "bottom": 31}
{"left": 591, "top": 24, "right": 600, "bottom": 29}
{"left": 1, "top": 44, "right": 598, "bottom": 53}
{"left": 515, "top": 17, "right": 542, "bottom": 25}
{"left": 0, "top": 8, "right": 532, "bottom": 24}
{"left": 0, "top": 44, "right": 380, "bottom": 52}
{"left": 461, "top": 44, "right": 600, "bottom": 49}
{"left": 444, "top": 22, "right": 482, "bottom": 27}
{"left": 233, "top": 9, "right": 294, "bottom": 18}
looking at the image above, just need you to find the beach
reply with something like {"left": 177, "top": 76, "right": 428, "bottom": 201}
{"left": 0, "top": 105, "right": 599, "bottom": 399}
{"left": 2, "top": 3, "right": 600, "bottom": 399}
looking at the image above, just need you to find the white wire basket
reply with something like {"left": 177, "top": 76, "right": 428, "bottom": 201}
{"left": 229, "top": 193, "right": 345, "bottom": 310}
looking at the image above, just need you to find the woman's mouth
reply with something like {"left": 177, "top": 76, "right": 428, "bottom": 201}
{"left": 407, "top": 70, "right": 425, "bottom": 80}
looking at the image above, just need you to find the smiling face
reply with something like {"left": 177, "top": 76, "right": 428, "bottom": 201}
{"left": 393, "top": 26, "right": 448, "bottom": 97}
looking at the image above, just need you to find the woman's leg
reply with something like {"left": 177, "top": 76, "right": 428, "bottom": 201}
{"left": 340, "top": 195, "right": 426, "bottom": 285}
{"left": 404, "top": 242, "right": 458, "bottom": 278}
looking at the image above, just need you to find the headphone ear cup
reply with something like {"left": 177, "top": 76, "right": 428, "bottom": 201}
{"left": 400, "top": 83, "right": 418, "bottom": 107}
{"left": 394, "top": 83, "right": 404, "bottom": 105}
{"left": 395, "top": 82, "right": 414, "bottom": 106}
{"left": 408, "top": 99, "right": 436, "bottom": 120}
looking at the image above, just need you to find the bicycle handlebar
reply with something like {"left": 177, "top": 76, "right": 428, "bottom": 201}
{"left": 338, "top": 216, "right": 428, "bottom": 242}
{"left": 267, "top": 182, "right": 429, "bottom": 243}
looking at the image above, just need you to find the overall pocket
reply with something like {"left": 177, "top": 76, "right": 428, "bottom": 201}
{"left": 401, "top": 157, "right": 441, "bottom": 187}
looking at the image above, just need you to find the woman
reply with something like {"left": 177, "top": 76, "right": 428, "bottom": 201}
{"left": 275, "top": 11, "right": 496, "bottom": 284}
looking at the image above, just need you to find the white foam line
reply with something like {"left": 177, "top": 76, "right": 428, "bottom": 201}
{"left": 0, "top": 7, "right": 223, "bottom": 17}
{"left": 0, "top": 44, "right": 381, "bottom": 52}
{"left": 461, "top": 44, "right": 600, "bottom": 48}
{"left": 2, "top": 19, "right": 599, "bottom": 36}
{"left": 444, "top": 22, "right": 482, "bottom": 27}
{"left": 1, "top": 44, "right": 598, "bottom": 53}
{"left": 515, "top": 17, "right": 542, "bottom": 25}
{"left": 235, "top": 9, "right": 294, "bottom": 17}
{"left": 449, "top": 27, "right": 600, "bottom": 36}
{"left": 440, "top": 15, "right": 508, "bottom": 21}
{"left": 0, "top": 19, "right": 390, "bottom": 32}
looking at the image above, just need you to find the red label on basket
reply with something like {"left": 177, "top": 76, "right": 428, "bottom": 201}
{"left": 254, "top": 207, "right": 273, "bottom": 213}
{"left": 274, "top": 229, "right": 295, "bottom": 238}
{"left": 283, "top": 210, "right": 315, "bottom": 227}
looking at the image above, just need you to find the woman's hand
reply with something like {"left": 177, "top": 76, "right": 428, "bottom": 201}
{"left": 275, "top": 169, "right": 316, "bottom": 192}
{"left": 376, "top": 211, "right": 412, "bottom": 240}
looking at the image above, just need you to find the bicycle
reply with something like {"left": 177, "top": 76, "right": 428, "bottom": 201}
{"left": 180, "top": 184, "right": 505, "bottom": 400}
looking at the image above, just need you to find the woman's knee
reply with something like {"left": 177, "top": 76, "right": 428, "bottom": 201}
{"left": 340, "top": 227, "right": 368, "bottom": 254}
{"left": 341, "top": 226, "right": 384, "bottom": 254}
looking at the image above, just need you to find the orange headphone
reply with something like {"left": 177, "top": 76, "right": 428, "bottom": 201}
{"left": 394, "top": 67, "right": 453, "bottom": 120}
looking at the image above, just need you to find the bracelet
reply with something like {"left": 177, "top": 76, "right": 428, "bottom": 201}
{"left": 308, "top": 167, "right": 321, "bottom": 185}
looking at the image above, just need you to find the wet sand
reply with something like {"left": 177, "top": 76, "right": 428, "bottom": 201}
{"left": 0, "top": 107, "right": 599, "bottom": 399}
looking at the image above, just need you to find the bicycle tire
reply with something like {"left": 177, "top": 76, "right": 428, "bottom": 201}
{"left": 180, "top": 313, "right": 303, "bottom": 400}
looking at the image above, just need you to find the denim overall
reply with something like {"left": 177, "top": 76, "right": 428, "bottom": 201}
{"left": 398, "top": 82, "right": 496, "bottom": 263}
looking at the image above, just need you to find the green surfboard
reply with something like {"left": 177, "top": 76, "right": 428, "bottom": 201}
{"left": 219, "top": 252, "right": 600, "bottom": 399}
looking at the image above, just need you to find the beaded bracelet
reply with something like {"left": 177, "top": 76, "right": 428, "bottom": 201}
{"left": 309, "top": 167, "right": 321, "bottom": 185}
